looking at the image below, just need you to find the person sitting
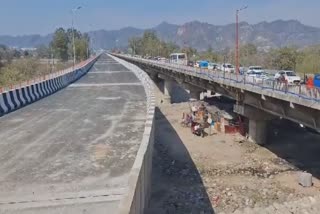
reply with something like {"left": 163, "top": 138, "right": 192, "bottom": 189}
{"left": 192, "top": 122, "right": 205, "bottom": 137}
{"left": 181, "top": 113, "right": 192, "bottom": 127}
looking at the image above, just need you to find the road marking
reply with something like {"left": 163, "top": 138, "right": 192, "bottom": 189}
{"left": 88, "top": 71, "right": 132, "bottom": 74}
{"left": 0, "top": 188, "right": 126, "bottom": 209}
{"left": 69, "top": 83, "right": 142, "bottom": 87}
{"left": 97, "top": 62, "right": 120, "bottom": 65}
{"left": 96, "top": 96, "right": 122, "bottom": 101}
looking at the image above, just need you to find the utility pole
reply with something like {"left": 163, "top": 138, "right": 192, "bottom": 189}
{"left": 71, "top": 6, "right": 82, "bottom": 67}
{"left": 235, "top": 6, "right": 248, "bottom": 75}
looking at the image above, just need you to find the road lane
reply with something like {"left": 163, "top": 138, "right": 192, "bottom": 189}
{"left": 0, "top": 54, "right": 146, "bottom": 213}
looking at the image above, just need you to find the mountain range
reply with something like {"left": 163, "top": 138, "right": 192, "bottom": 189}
{"left": 1, "top": 20, "right": 320, "bottom": 51}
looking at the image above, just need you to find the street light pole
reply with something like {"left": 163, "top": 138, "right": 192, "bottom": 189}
{"left": 235, "top": 6, "right": 247, "bottom": 75}
{"left": 71, "top": 6, "right": 82, "bottom": 67}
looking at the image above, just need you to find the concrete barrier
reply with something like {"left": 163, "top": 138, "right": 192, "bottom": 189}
{"left": 0, "top": 55, "right": 100, "bottom": 116}
{"left": 110, "top": 54, "right": 156, "bottom": 214}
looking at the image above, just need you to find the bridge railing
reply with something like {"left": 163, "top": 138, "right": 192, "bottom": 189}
{"left": 119, "top": 55, "right": 320, "bottom": 103}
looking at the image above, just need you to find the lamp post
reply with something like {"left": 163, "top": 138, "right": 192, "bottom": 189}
{"left": 87, "top": 24, "right": 94, "bottom": 58}
{"left": 115, "top": 39, "right": 119, "bottom": 52}
{"left": 235, "top": 6, "right": 248, "bottom": 75}
{"left": 71, "top": 6, "right": 82, "bottom": 67}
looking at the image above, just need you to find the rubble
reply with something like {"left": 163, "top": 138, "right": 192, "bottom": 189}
{"left": 147, "top": 93, "right": 320, "bottom": 214}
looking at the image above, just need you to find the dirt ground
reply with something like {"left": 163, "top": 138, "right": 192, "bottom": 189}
{"left": 146, "top": 86, "right": 320, "bottom": 214}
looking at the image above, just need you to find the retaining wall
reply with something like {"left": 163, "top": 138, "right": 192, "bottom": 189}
{"left": 0, "top": 56, "right": 100, "bottom": 116}
{"left": 110, "top": 54, "right": 156, "bottom": 214}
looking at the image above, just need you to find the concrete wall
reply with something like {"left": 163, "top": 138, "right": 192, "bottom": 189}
{"left": 0, "top": 56, "right": 100, "bottom": 116}
{"left": 110, "top": 55, "right": 155, "bottom": 214}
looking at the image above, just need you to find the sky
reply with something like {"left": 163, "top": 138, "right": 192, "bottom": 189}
{"left": 0, "top": 0, "right": 319, "bottom": 35}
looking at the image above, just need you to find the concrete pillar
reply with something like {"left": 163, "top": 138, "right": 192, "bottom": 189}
{"left": 189, "top": 90, "right": 201, "bottom": 100}
{"left": 163, "top": 80, "right": 173, "bottom": 104}
{"left": 234, "top": 104, "right": 276, "bottom": 145}
{"left": 248, "top": 119, "right": 268, "bottom": 145}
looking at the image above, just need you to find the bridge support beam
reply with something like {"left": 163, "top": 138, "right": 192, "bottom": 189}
{"left": 181, "top": 83, "right": 203, "bottom": 100}
{"left": 248, "top": 119, "right": 268, "bottom": 145}
{"left": 234, "top": 104, "right": 276, "bottom": 145}
{"left": 163, "top": 79, "right": 173, "bottom": 104}
{"left": 190, "top": 90, "right": 202, "bottom": 100}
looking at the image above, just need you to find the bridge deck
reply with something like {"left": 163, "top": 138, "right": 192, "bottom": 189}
{"left": 0, "top": 55, "right": 146, "bottom": 213}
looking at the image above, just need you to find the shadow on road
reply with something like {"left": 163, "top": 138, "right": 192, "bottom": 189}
{"left": 146, "top": 108, "right": 214, "bottom": 214}
{"left": 266, "top": 119, "right": 320, "bottom": 179}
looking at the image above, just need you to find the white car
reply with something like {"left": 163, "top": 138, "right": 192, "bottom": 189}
{"left": 220, "top": 63, "right": 235, "bottom": 73}
{"left": 246, "top": 70, "right": 269, "bottom": 84}
{"left": 208, "top": 63, "right": 218, "bottom": 70}
{"left": 274, "top": 70, "right": 301, "bottom": 84}
{"left": 248, "top": 66, "right": 264, "bottom": 73}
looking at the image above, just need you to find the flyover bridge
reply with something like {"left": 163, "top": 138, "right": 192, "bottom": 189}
{"left": 115, "top": 54, "right": 320, "bottom": 145}
{"left": 0, "top": 54, "right": 152, "bottom": 214}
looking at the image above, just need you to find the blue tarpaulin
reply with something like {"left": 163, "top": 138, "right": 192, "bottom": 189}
{"left": 314, "top": 74, "right": 320, "bottom": 87}
{"left": 199, "top": 61, "right": 209, "bottom": 68}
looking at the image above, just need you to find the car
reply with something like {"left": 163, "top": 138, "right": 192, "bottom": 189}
{"left": 246, "top": 70, "right": 269, "bottom": 84}
{"left": 158, "top": 57, "right": 167, "bottom": 63}
{"left": 194, "top": 61, "right": 200, "bottom": 68}
{"left": 314, "top": 74, "right": 320, "bottom": 87}
{"left": 187, "top": 60, "right": 194, "bottom": 67}
{"left": 248, "top": 66, "right": 264, "bottom": 73}
{"left": 169, "top": 53, "right": 187, "bottom": 65}
{"left": 208, "top": 63, "right": 218, "bottom": 70}
{"left": 274, "top": 70, "right": 301, "bottom": 84}
{"left": 198, "top": 60, "right": 209, "bottom": 69}
{"left": 220, "top": 63, "right": 235, "bottom": 73}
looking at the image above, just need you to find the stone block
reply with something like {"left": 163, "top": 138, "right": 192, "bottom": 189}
{"left": 299, "top": 172, "right": 313, "bottom": 187}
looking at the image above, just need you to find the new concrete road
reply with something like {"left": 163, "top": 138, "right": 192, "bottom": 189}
{"left": 0, "top": 54, "right": 147, "bottom": 213}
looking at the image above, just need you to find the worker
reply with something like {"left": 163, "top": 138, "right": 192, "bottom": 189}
{"left": 307, "top": 76, "right": 314, "bottom": 89}
{"left": 207, "top": 115, "right": 215, "bottom": 136}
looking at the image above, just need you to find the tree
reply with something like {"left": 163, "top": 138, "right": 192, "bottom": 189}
{"left": 128, "top": 37, "right": 142, "bottom": 55}
{"left": 23, "top": 50, "right": 30, "bottom": 57}
{"left": 142, "top": 31, "right": 160, "bottom": 56}
{"left": 12, "top": 49, "right": 21, "bottom": 58}
{"left": 36, "top": 45, "right": 50, "bottom": 58}
{"left": 238, "top": 43, "right": 259, "bottom": 66}
{"left": 181, "top": 47, "right": 197, "bottom": 60}
{"left": 201, "top": 47, "right": 219, "bottom": 62}
{"left": 269, "top": 47, "right": 301, "bottom": 70}
{"left": 128, "top": 31, "right": 179, "bottom": 57}
{"left": 75, "top": 38, "right": 89, "bottom": 61}
{"left": 50, "top": 28, "right": 69, "bottom": 61}
{"left": 295, "top": 45, "right": 320, "bottom": 74}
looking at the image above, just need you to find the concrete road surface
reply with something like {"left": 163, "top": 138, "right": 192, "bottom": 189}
{"left": 0, "top": 54, "right": 146, "bottom": 214}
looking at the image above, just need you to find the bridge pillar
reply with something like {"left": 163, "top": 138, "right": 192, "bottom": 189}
{"left": 163, "top": 79, "right": 173, "bottom": 104}
{"left": 248, "top": 119, "right": 268, "bottom": 145}
{"left": 234, "top": 104, "right": 276, "bottom": 145}
{"left": 190, "top": 90, "right": 202, "bottom": 100}
{"left": 182, "top": 83, "right": 203, "bottom": 100}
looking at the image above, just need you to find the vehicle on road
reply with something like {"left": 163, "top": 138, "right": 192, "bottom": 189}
{"left": 208, "top": 62, "right": 218, "bottom": 70}
{"left": 187, "top": 60, "right": 194, "bottom": 67}
{"left": 246, "top": 69, "right": 269, "bottom": 84}
{"left": 169, "top": 53, "right": 187, "bottom": 65}
{"left": 248, "top": 66, "right": 264, "bottom": 73}
{"left": 314, "top": 74, "right": 320, "bottom": 87}
{"left": 158, "top": 57, "right": 167, "bottom": 63}
{"left": 198, "top": 60, "right": 209, "bottom": 69}
{"left": 219, "top": 63, "right": 235, "bottom": 73}
{"left": 274, "top": 70, "right": 301, "bottom": 84}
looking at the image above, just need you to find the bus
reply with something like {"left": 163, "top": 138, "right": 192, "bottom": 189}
{"left": 169, "top": 53, "right": 187, "bottom": 65}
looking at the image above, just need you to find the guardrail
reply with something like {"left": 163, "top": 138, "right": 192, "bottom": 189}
{"left": 110, "top": 55, "right": 156, "bottom": 214}
{"left": 0, "top": 55, "right": 100, "bottom": 116}
{"left": 117, "top": 55, "right": 320, "bottom": 105}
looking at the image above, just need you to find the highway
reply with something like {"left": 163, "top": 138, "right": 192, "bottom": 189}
{"left": 0, "top": 54, "right": 147, "bottom": 213}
